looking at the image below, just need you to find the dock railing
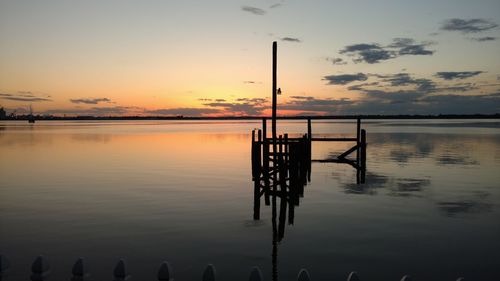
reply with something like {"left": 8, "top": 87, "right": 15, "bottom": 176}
{"left": 0, "top": 254, "right": 464, "bottom": 281}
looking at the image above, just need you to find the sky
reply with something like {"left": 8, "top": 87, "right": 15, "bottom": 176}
{"left": 1, "top": 0, "right": 500, "bottom": 116}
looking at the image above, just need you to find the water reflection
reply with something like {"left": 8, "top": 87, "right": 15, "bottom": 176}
{"left": 330, "top": 132, "right": 497, "bottom": 217}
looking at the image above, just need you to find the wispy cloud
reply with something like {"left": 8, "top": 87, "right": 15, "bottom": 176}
{"left": 323, "top": 73, "right": 368, "bottom": 85}
{"left": 70, "top": 98, "right": 112, "bottom": 104}
{"left": 0, "top": 93, "right": 52, "bottom": 102}
{"left": 441, "top": 18, "right": 498, "bottom": 34}
{"left": 388, "top": 38, "right": 434, "bottom": 55}
{"left": 470, "top": 36, "right": 496, "bottom": 42}
{"left": 202, "top": 97, "right": 268, "bottom": 115}
{"left": 281, "top": 37, "right": 301, "bottom": 43}
{"left": 42, "top": 106, "right": 132, "bottom": 116}
{"left": 435, "top": 71, "right": 483, "bottom": 80}
{"left": 241, "top": 6, "right": 266, "bottom": 15}
{"left": 326, "top": 57, "right": 347, "bottom": 65}
{"left": 144, "top": 107, "right": 220, "bottom": 116}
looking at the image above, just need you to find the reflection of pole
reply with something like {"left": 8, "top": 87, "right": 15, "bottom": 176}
{"left": 271, "top": 189, "right": 278, "bottom": 281}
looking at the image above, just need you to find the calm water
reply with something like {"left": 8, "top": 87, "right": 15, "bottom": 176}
{"left": 1, "top": 120, "right": 500, "bottom": 281}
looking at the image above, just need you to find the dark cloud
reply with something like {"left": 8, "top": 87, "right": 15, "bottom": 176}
{"left": 215, "top": 99, "right": 226, "bottom": 102}
{"left": 339, "top": 43, "right": 393, "bottom": 64}
{"left": 236, "top": 97, "right": 267, "bottom": 103}
{"left": 198, "top": 98, "right": 212, "bottom": 101}
{"left": 323, "top": 73, "right": 368, "bottom": 85}
{"left": 326, "top": 57, "right": 347, "bottom": 65}
{"left": 338, "top": 38, "right": 434, "bottom": 64}
{"left": 441, "top": 18, "right": 498, "bottom": 34}
{"left": 0, "top": 93, "right": 52, "bottom": 102}
{"left": 435, "top": 71, "right": 483, "bottom": 80}
{"left": 70, "top": 98, "right": 112, "bottom": 104}
{"left": 269, "top": 3, "right": 281, "bottom": 8}
{"left": 373, "top": 73, "right": 436, "bottom": 93}
{"left": 388, "top": 38, "right": 434, "bottom": 55}
{"left": 42, "top": 106, "right": 131, "bottom": 116}
{"left": 243, "top": 81, "right": 256, "bottom": 84}
{"left": 471, "top": 36, "right": 496, "bottom": 42}
{"left": 281, "top": 96, "right": 353, "bottom": 113}
{"left": 203, "top": 98, "right": 267, "bottom": 115}
{"left": 281, "top": 37, "right": 301, "bottom": 43}
{"left": 241, "top": 6, "right": 266, "bottom": 15}
{"left": 144, "top": 107, "right": 220, "bottom": 116}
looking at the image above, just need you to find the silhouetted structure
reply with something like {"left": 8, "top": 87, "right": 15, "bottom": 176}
{"left": 249, "top": 42, "right": 369, "bottom": 281}
{"left": 0, "top": 107, "right": 6, "bottom": 120}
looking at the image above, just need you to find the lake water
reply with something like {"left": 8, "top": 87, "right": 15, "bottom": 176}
{"left": 1, "top": 119, "right": 499, "bottom": 281}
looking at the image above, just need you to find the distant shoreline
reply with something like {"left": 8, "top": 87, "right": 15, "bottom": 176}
{"left": 1, "top": 113, "right": 500, "bottom": 121}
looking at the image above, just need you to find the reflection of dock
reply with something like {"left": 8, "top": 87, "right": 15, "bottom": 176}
{"left": 249, "top": 41, "right": 369, "bottom": 281}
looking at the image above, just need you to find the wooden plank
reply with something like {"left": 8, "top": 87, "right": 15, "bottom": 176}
{"left": 310, "top": 137, "right": 357, "bottom": 142}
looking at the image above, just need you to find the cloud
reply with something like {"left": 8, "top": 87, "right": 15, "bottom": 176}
{"left": 388, "top": 38, "right": 434, "bottom": 55}
{"left": 280, "top": 96, "right": 353, "bottom": 113}
{"left": 441, "top": 18, "right": 498, "bottom": 34}
{"left": 269, "top": 3, "right": 281, "bottom": 8}
{"left": 372, "top": 73, "right": 436, "bottom": 93}
{"left": 0, "top": 93, "right": 52, "bottom": 102}
{"left": 42, "top": 106, "right": 132, "bottom": 116}
{"left": 338, "top": 38, "right": 434, "bottom": 64}
{"left": 215, "top": 99, "right": 226, "bottom": 102}
{"left": 241, "top": 6, "right": 266, "bottom": 15}
{"left": 281, "top": 37, "right": 301, "bottom": 43}
{"left": 326, "top": 57, "right": 347, "bottom": 65}
{"left": 202, "top": 97, "right": 268, "bottom": 115}
{"left": 144, "top": 107, "right": 220, "bottom": 116}
{"left": 339, "top": 43, "right": 393, "bottom": 64}
{"left": 470, "top": 36, "right": 496, "bottom": 42}
{"left": 323, "top": 73, "right": 368, "bottom": 85}
{"left": 435, "top": 71, "right": 483, "bottom": 80}
{"left": 70, "top": 98, "right": 112, "bottom": 104}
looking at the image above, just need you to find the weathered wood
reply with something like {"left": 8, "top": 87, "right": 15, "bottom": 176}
{"left": 310, "top": 138, "right": 357, "bottom": 142}
{"left": 361, "top": 129, "right": 366, "bottom": 170}
{"left": 338, "top": 144, "right": 359, "bottom": 159}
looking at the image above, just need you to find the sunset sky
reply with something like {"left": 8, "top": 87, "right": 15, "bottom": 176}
{"left": 1, "top": 0, "right": 499, "bottom": 116}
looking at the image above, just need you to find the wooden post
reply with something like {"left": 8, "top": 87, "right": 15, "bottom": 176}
{"left": 307, "top": 118, "right": 312, "bottom": 181}
{"left": 361, "top": 129, "right": 366, "bottom": 171}
{"left": 356, "top": 118, "right": 361, "bottom": 165}
{"left": 307, "top": 118, "right": 312, "bottom": 140}
{"left": 271, "top": 42, "right": 278, "bottom": 180}
{"left": 272, "top": 41, "right": 277, "bottom": 142}
{"left": 262, "top": 118, "right": 267, "bottom": 140}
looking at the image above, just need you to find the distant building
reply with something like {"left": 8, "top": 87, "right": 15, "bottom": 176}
{"left": 0, "top": 107, "right": 6, "bottom": 119}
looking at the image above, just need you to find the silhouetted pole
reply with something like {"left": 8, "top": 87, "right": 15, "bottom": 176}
{"left": 356, "top": 118, "right": 361, "bottom": 165}
{"left": 272, "top": 41, "right": 278, "bottom": 161}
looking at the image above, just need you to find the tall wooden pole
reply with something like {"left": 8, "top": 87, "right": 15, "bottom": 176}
{"left": 272, "top": 41, "right": 277, "bottom": 148}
